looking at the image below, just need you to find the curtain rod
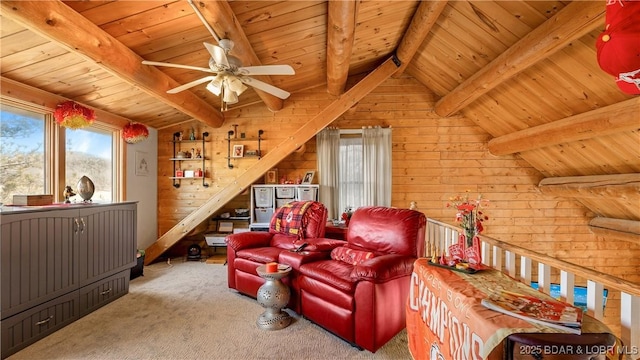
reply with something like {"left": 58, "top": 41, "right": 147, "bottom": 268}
{"left": 339, "top": 126, "right": 391, "bottom": 135}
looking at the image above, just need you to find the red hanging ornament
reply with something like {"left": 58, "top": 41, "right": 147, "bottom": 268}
{"left": 122, "top": 123, "right": 149, "bottom": 144}
{"left": 53, "top": 101, "right": 96, "bottom": 129}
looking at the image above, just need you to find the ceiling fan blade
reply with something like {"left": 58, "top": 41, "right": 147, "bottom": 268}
{"left": 237, "top": 65, "right": 295, "bottom": 76}
{"left": 239, "top": 77, "right": 291, "bottom": 99}
{"left": 204, "top": 42, "right": 229, "bottom": 68}
{"left": 167, "top": 76, "right": 216, "bottom": 94}
{"left": 142, "top": 60, "right": 215, "bottom": 74}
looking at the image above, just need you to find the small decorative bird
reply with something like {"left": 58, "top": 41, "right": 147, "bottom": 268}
{"left": 63, "top": 186, "right": 76, "bottom": 203}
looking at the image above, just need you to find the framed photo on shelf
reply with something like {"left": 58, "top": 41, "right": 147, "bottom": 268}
{"left": 301, "top": 170, "right": 315, "bottom": 184}
{"left": 232, "top": 144, "right": 244, "bottom": 158}
{"left": 265, "top": 168, "right": 278, "bottom": 184}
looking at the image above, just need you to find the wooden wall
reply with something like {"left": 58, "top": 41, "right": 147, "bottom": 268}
{"left": 157, "top": 75, "right": 639, "bottom": 331}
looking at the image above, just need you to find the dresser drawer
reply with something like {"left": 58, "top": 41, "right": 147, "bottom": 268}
{"left": 1, "top": 290, "right": 79, "bottom": 359}
{"left": 79, "top": 270, "right": 130, "bottom": 317}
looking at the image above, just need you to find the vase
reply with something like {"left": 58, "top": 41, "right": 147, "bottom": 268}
{"left": 464, "top": 229, "right": 475, "bottom": 248}
{"left": 76, "top": 175, "right": 95, "bottom": 202}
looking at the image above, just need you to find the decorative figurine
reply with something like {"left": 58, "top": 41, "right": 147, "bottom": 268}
{"left": 63, "top": 186, "right": 76, "bottom": 203}
{"left": 195, "top": 148, "right": 202, "bottom": 158}
{"left": 189, "top": 127, "right": 196, "bottom": 140}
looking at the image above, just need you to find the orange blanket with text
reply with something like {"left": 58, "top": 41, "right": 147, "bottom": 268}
{"left": 405, "top": 258, "right": 618, "bottom": 360}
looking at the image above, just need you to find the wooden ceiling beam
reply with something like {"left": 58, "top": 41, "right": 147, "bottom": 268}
{"left": 0, "top": 0, "right": 224, "bottom": 128}
{"left": 195, "top": 1, "right": 284, "bottom": 112}
{"left": 394, "top": 1, "right": 448, "bottom": 77}
{"left": 145, "top": 57, "right": 401, "bottom": 264}
{"left": 589, "top": 217, "right": 640, "bottom": 245}
{"left": 538, "top": 174, "right": 640, "bottom": 201}
{"left": 435, "top": 2, "right": 604, "bottom": 117}
{"left": 488, "top": 98, "right": 640, "bottom": 156}
{"left": 1, "top": 76, "right": 130, "bottom": 128}
{"left": 326, "top": 0, "right": 358, "bottom": 96}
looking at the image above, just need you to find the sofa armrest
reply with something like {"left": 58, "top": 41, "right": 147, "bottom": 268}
{"left": 279, "top": 250, "right": 329, "bottom": 270}
{"left": 303, "top": 237, "right": 347, "bottom": 252}
{"left": 351, "top": 255, "right": 416, "bottom": 283}
{"left": 225, "top": 231, "right": 273, "bottom": 251}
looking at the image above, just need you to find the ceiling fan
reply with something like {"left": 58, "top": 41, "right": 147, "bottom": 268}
{"left": 141, "top": 0, "right": 295, "bottom": 111}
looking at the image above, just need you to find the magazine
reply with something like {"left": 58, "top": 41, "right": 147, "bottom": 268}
{"left": 481, "top": 290, "right": 583, "bottom": 335}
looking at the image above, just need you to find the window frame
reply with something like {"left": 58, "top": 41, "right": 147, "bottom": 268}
{"left": 1, "top": 98, "right": 124, "bottom": 203}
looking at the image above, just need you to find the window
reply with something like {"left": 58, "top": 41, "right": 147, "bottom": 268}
{"left": 317, "top": 126, "right": 392, "bottom": 219}
{"left": 0, "top": 104, "right": 46, "bottom": 204}
{"left": 338, "top": 135, "right": 363, "bottom": 213}
{"left": 65, "top": 127, "right": 114, "bottom": 202}
{"left": 0, "top": 100, "right": 122, "bottom": 204}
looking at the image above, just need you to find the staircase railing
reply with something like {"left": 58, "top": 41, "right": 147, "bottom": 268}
{"left": 425, "top": 218, "right": 640, "bottom": 353}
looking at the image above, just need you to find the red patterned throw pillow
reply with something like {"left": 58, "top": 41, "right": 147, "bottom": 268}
{"left": 330, "top": 247, "right": 376, "bottom": 265}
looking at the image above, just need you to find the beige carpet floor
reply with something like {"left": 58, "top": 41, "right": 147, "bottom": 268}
{"left": 8, "top": 258, "right": 412, "bottom": 360}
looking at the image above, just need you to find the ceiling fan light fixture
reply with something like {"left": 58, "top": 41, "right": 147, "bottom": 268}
{"left": 223, "top": 87, "right": 239, "bottom": 104}
{"left": 206, "top": 75, "right": 223, "bottom": 95}
{"left": 228, "top": 77, "right": 248, "bottom": 95}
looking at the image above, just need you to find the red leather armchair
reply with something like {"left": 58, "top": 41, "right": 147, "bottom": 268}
{"left": 225, "top": 201, "right": 345, "bottom": 312}
{"left": 297, "top": 206, "right": 426, "bottom": 352}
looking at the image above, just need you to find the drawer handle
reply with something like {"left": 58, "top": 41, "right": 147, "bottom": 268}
{"left": 36, "top": 315, "right": 53, "bottom": 326}
{"left": 101, "top": 288, "right": 112, "bottom": 295}
{"left": 74, "top": 218, "right": 80, "bottom": 233}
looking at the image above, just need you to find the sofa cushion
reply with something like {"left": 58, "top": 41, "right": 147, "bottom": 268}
{"left": 299, "top": 260, "right": 357, "bottom": 293}
{"left": 330, "top": 246, "right": 376, "bottom": 265}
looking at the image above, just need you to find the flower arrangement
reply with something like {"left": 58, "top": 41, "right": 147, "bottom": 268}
{"left": 53, "top": 101, "right": 96, "bottom": 129}
{"left": 341, "top": 206, "right": 354, "bottom": 225}
{"left": 446, "top": 191, "right": 489, "bottom": 247}
{"left": 122, "top": 123, "right": 149, "bottom": 144}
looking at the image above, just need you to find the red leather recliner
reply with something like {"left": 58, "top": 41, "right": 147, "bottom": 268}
{"left": 297, "top": 206, "right": 426, "bottom": 352}
{"left": 225, "top": 201, "right": 345, "bottom": 312}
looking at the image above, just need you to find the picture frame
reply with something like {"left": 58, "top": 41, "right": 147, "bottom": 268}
{"left": 135, "top": 151, "right": 149, "bottom": 176}
{"left": 232, "top": 144, "right": 244, "bottom": 158}
{"left": 301, "top": 170, "right": 315, "bottom": 185}
{"left": 265, "top": 168, "right": 278, "bottom": 184}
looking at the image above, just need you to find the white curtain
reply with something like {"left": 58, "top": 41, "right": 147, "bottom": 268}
{"left": 316, "top": 128, "right": 340, "bottom": 219}
{"left": 362, "top": 126, "right": 392, "bottom": 206}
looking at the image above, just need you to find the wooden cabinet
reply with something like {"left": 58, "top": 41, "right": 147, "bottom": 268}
{"left": 250, "top": 185, "right": 319, "bottom": 230}
{"left": 0, "top": 202, "right": 137, "bottom": 358}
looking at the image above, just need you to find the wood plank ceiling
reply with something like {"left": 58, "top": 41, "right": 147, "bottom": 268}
{"left": 1, "top": 1, "right": 638, "bottom": 250}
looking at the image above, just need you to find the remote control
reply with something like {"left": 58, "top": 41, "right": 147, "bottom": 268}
{"left": 293, "top": 243, "right": 308, "bottom": 252}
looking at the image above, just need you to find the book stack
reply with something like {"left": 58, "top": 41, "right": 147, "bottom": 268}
{"left": 481, "top": 290, "right": 583, "bottom": 334}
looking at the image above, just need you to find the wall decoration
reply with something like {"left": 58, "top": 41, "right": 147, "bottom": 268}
{"left": 53, "top": 100, "right": 96, "bottom": 129}
{"left": 232, "top": 144, "right": 244, "bottom": 158}
{"left": 265, "top": 169, "right": 278, "bottom": 184}
{"left": 302, "top": 171, "right": 315, "bottom": 185}
{"left": 122, "top": 123, "right": 150, "bottom": 144}
{"left": 135, "top": 151, "right": 149, "bottom": 176}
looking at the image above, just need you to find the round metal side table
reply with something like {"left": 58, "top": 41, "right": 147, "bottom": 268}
{"left": 255, "top": 264, "right": 292, "bottom": 330}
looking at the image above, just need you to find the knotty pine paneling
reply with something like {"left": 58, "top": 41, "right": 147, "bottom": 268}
{"left": 157, "top": 76, "right": 638, "bottom": 332}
